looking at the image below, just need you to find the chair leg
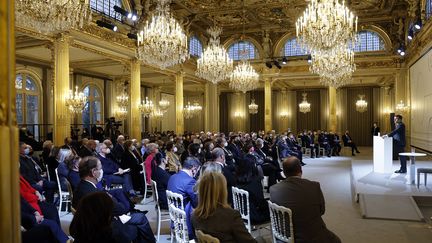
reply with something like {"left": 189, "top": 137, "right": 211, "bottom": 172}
{"left": 425, "top": 174, "right": 427, "bottom": 186}
{"left": 58, "top": 195, "right": 63, "bottom": 214}
{"left": 156, "top": 209, "right": 161, "bottom": 242}
{"left": 417, "top": 172, "right": 420, "bottom": 188}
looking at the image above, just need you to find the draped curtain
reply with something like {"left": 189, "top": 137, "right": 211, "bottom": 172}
{"left": 219, "top": 92, "right": 229, "bottom": 134}
{"left": 346, "top": 87, "right": 374, "bottom": 146}
{"left": 296, "top": 90, "right": 321, "bottom": 131}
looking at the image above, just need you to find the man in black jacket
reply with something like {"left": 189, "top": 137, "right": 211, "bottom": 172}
{"left": 383, "top": 115, "right": 407, "bottom": 173}
{"left": 212, "top": 148, "right": 237, "bottom": 205}
{"left": 73, "top": 156, "right": 155, "bottom": 243}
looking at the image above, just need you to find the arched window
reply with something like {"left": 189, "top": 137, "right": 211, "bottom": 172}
{"left": 82, "top": 84, "right": 103, "bottom": 130}
{"left": 228, "top": 41, "right": 258, "bottom": 60}
{"left": 90, "top": 0, "right": 122, "bottom": 21}
{"left": 189, "top": 36, "right": 203, "bottom": 57}
{"left": 427, "top": 0, "right": 432, "bottom": 19}
{"left": 282, "top": 38, "right": 309, "bottom": 56}
{"left": 15, "top": 73, "right": 41, "bottom": 137}
{"left": 353, "top": 31, "right": 385, "bottom": 52}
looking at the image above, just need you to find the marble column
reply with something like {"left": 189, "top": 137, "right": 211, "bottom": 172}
{"left": 204, "top": 83, "right": 219, "bottom": 132}
{"left": 264, "top": 78, "right": 272, "bottom": 132}
{"left": 175, "top": 72, "right": 185, "bottom": 135}
{"left": 328, "top": 87, "right": 337, "bottom": 132}
{"left": 128, "top": 60, "right": 142, "bottom": 139}
{"left": 0, "top": 0, "right": 20, "bottom": 241}
{"left": 53, "top": 34, "right": 71, "bottom": 146}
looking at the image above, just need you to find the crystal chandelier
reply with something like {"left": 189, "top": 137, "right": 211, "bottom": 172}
{"left": 280, "top": 111, "right": 289, "bottom": 119}
{"left": 355, "top": 95, "right": 368, "bottom": 113}
{"left": 248, "top": 99, "right": 258, "bottom": 114}
{"left": 192, "top": 101, "right": 202, "bottom": 115}
{"left": 395, "top": 100, "right": 410, "bottom": 112}
{"left": 139, "top": 97, "right": 154, "bottom": 117}
{"left": 184, "top": 102, "right": 195, "bottom": 119}
{"left": 116, "top": 82, "right": 129, "bottom": 108}
{"left": 196, "top": 26, "right": 233, "bottom": 84}
{"left": 158, "top": 99, "right": 170, "bottom": 113}
{"left": 230, "top": 60, "right": 260, "bottom": 93}
{"left": 296, "top": 0, "right": 358, "bottom": 52}
{"left": 115, "top": 107, "right": 128, "bottom": 120}
{"left": 151, "top": 108, "right": 164, "bottom": 120}
{"left": 15, "top": 0, "right": 92, "bottom": 34}
{"left": 65, "top": 86, "right": 87, "bottom": 114}
{"left": 137, "top": 0, "right": 188, "bottom": 69}
{"left": 299, "top": 92, "right": 311, "bottom": 113}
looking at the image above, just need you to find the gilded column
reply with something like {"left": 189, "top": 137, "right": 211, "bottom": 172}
{"left": 128, "top": 60, "right": 142, "bottom": 139}
{"left": 264, "top": 78, "right": 272, "bottom": 132}
{"left": 175, "top": 72, "right": 185, "bottom": 135}
{"left": 0, "top": 0, "right": 20, "bottom": 241}
{"left": 204, "top": 83, "right": 219, "bottom": 132}
{"left": 53, "top": 34, "right": 71, "bottom": 146}
{"left": 328, "top": 87, "right": 337, "bottom": 132}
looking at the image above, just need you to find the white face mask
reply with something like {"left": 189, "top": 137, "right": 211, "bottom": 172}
{"left": 105, "top": 148, "right": 111, "bottom": 154}
{"left": 173, "top": 147, "right": 178, "bottom": 152}
{"left": 224, "top": 142, "right": 228, "bottom": 147}
{"left": 198, "top": 149, "right": 202, "bottom": 154}
{"left": 97, "top": 169, "right": 103, "bottom": 182}
{"left": 200, "top": 144, "right": 203, "bottom": 148}
{"left": 24, "top": 148, "right": 30, "bottom": 155}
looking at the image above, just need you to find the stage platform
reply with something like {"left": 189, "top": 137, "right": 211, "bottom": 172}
{"left": 350, "top": 159, "right": 432, "bottom": 221}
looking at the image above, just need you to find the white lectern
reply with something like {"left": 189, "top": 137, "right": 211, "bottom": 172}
{"left": 373, "top": 136, "right": 393, "bottom": 173}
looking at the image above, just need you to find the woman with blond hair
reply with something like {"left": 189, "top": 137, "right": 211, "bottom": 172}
{"left": 191, "top": 172, "right": 256, "bottom": 243}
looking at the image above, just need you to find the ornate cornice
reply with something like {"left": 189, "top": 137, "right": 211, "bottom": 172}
{"left": 79, "top": 24, "right": 136, "bottom": 49}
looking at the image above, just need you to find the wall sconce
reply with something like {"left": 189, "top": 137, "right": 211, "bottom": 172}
{"left": 280, "top": 111, "right": 289, "bottom": 119}
{"left": 234, "top": 111, "right": 243, "bottom": 118}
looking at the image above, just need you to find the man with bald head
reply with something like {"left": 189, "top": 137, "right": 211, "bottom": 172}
{"left": 270, "top": 156, "right": 341, "bottom": 243}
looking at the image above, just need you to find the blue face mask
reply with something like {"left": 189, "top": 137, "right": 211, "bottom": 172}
{"left": 24, "top": 148, "right": 30, "bottom": 155}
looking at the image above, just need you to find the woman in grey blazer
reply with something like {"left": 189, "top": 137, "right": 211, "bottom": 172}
{"left": 191, "top": 172, "right": 256, "bottom": 243}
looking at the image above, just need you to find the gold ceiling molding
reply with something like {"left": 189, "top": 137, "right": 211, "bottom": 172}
{"left": 16, "top": 26, "right": 55, "bottom": 42}
{"left": 79, "top": 24, "right": 136, "bottom": 49}
{"left": 70, "top": 41, "right": 130, "bottom": 66}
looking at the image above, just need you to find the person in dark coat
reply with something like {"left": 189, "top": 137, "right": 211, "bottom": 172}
{"left": 151, "top": 153, "right": 171, "bottom": 210}
{"left": 384, "top": 114, "right": 407, "bottom": 173}
{"left": 122, "top": 140, "right": 144, "bottom": 193}
{"left": 78, "top": 139, "right": 97, "bottom": 158}
{"left": 342, "top": 130, "right": 360, "bottom": 156}
{"left": 211, "top": 148, "right": 237, "bottom": 205}
{"left": 371, "top": 122, "right": 380, "bottom": 136}
{"left": 270, "top": 157, "right": 341, "bottom": 243}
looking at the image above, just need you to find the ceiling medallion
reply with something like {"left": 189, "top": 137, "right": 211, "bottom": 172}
{"left": 137, "top": 0, "right": 189, "bottom": 69}
{"left": 15, "top": 0, "right": 92, "bottom": 34}
{"left": 355, "top": 94, "right": 368, "bottom": 113}
{"left": 196, "top": 26, "right": 233, "bottom": 84}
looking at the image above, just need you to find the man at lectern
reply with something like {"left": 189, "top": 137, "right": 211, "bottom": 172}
{"left": 383, "top": 114, "right": 407, "bottom": 173}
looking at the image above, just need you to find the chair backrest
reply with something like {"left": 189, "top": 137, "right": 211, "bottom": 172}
{"left": 151, "top": 180, "right": 159, "bottom": 207}
{"left": 45, "top": 164, "right": 50, "bottom": 181}
{"left": 268, "top": 201, "right": 294, "bottom": 243}
{"left": 166, "top": 190, "right": 184, "bottom": 210}
{"left": 195, "top": 230, "right": 220, "bottom": 243}
{"left": 169, "top": 204, "right": 189, "bottom": 243}
{"left": 55, "top": 168, "right": 63, "bottom": 193}
{"left": 231, "top": 186, "right": 251, "bottom": 233}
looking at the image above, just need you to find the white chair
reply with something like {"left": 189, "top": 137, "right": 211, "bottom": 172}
{"left": 168, "top": 204, "right": 190, "bottom": 243}
{"left": 45, "top": 164, "right": 50, "bottom": 181}
{"left": 268, "top": 201, "right": 294, "bottom": 243}
{"left": 55, "top": 168, "right": 72, "bottom": 215}
{"left": 141, "top": 165, "right": 153, "bottom": 204}
{"left": 195, "top": 230, "right": 220, "bottom": 243}
{"left": 166, "top": 190, "right": 185, "bottom": 210}
{"left": 232, "top": 186, "right": 251, "bottom": 233}
{"left": 303, "top": 148, "right": 312, "bottom": 158}
{"left": 151, "top": 180, "right": 170, "bottom": 242}
{"left": 318, "top": 147, "right": 325, "bottom": 157}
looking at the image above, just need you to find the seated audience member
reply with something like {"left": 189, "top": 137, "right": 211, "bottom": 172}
{"left": 45, "top": 146, "right": 60, "bottom": 182}
{"left": 318, "top": 131, "right": 332, "bottom": 157}
{"left": 143, "top": 143, "right": 159, "bottom": 185}
{"left": 70, "top": 192, "right": 130, "bottom": 243}
{"left": 235, "top": 155, "right": 270, "bottom": 224}
{"left": 167, "top": 157, "right": 200, "bottom": 208}
{"left": 328, "top": 132, "right": 341, "bottom": 156}
{"left": 305, "top": 131, "right": 319, "bottom": 158}
{"left": 72, "top": 156, "right": 155, "bottom": 243}
{"left": 78, "top": 139, "right": 97, "bottom": 158}
{"left": 255, "top": 138, "right": 283, "bottom": 190}
{"left": 181, "top": 143, "right": 204, "bottom": 165}
{"left": 226, "top": 135, "right": 243, "bottom": 162}
{"left": 113, "top": 135, "right": 126, "bottom": 163}
{"left": 203, "top": 141, "right": 214, "bottom": 161}
{"left": 140, "top": 139, "right": 150, "bottom": 158}
{"left": 151, "top": 153, "right": 171, "bottom": 209}
{"left": 41, "top": 140, "right": 53, "bottom": 165}
{"left": 97, "top": 143, "right": 135, "bottom": 196}
{"left": 342, "top": 130, "right": 360, "bottom": 156}
{"left": 61, "top": 137, "right": 77, "bottom": 155}
{"left": 122, "top": 140, "right": 145, "bottom": 193}
{"left": 174, "top": 137, "right": 186, "bottom": 156}
{"left": 58, "top": 155, "right": 81, "bottom": 190}
{"left": 21, "top": 197, "right": 69, "bottom": 243}
{"left": 211, "top": 148, "right": 236, "bottom": 205}
{"left": 19, "top": 142, "right": 56, "bottom": 203}
{"left": 103, "top": 139, "right": 120, "bottom": 165}
{"left": 192, "top": 172, "right": 257, "bottom": 243}
{"left": 270, "top": 156, "right": 341, "bottom": 243}
{"left": 214, "top": 137, "right": 236, "bottom": 167}
{"left": 165, "top": 141, "right": 181, "bottom": 174}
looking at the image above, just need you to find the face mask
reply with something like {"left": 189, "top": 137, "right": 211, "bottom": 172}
{"left": 200, "top": 144, "right": 203, "bottom": 148}
{"left": 24, "top": 148, "right": 30, "bottom": 155}
{"left": 130, "top": 146, "right": 135, "bottom": 151}
{"left": 96, "top": 169, "right": 103, "bottom": 182}
{"left": 198, "top": 149, "right": 202, "bottom": 154}
{"left": 173, "top": 147, "right": 178, "bottom": 152}
{"left": 110, "top": 145, "right": 114, "bottom": 149}
{"left": 170, "top": 138, "right": 174, "bottom": 142}
{"left": 224, "top": 142, "right": 228, "bottom": 147}
{"left": 105, "top": 148, "right": 111, "bottom": 154}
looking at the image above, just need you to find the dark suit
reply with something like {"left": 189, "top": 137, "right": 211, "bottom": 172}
{"left": 78, "top": 146, "right": 96, "bottom": 158}
{"left": 152, "top": 166, "right": 171, "bottom": 210}
{"left": 167, "top": 171, "right": 198, "bottom": 208}
{"left": 121, "top": 150, "right": 144, "bottom": 192}
{"left": 73, "top": 180, "right": 155, "bottom": 243}
{"left": 270, "top": 177, "right": 341, "bottom": 243}
{"left": 227, "top": 142, "right": 243, "bottom": 161}
{"left": 191, "top": 207, "right": 256, "bottom": 243}
{"left": 255, "top": 148, "right": 281, "bottom": 189}
{"left": 237, "top": 178, "right": 270, "bottom": 224}
{"left": 216, "top": 162, "right": 237, "bottom": 205}
{"left": 342, "top": 133, "right": 359, "bottom": 155}
{"left": 388, "top": 122, "right": 407, "bottom": 172}
{"left": 371, "top": 126, "right": 380, "bottom": 136}
{"left": 113, "top": 143, "right": 125, "bottom": 163}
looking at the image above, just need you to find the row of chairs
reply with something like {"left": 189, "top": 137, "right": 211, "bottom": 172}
{"left": 158, "top": 184, "right": 294, "bottom": 243}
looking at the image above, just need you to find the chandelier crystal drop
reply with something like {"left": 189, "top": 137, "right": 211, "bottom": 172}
{"left": 299, "top": 92, "right": 311, "bottom": 113}
{"left": 248, "top": 99, "right": 258, "bottom": 114}
{"left": 116, "top": 92, "right": 129, "bottom": 108}
{"left": 184, "top": 102, "right": 195, "bottom": 119}
{"left": 65, "top": 86, "right": 87, "bottom": 114}
{"left": 230, "top": 60, "right": 260, "bottom": 93}
{"left": 15, "top": 0, "right": 92, "bottom": 34}
{"left": 158, "top": 99, "right": 170, "bottom": 113}
{"left": 355, "top": 94, "right": 368, "bottom": 113}
{"left": 196, "top": 26, "right": 233, "bottom": 84}
{"left": 296, "top": 0, "right": 358, "bottom": 52}
{"left": 139, "top": 97, "right": 154, "bottom": 118}
{"left": 137, "top": 0, "right": 189, "bottom": 69}
{"left": 115, "top": 107, "right": 128, "bottom": 120}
